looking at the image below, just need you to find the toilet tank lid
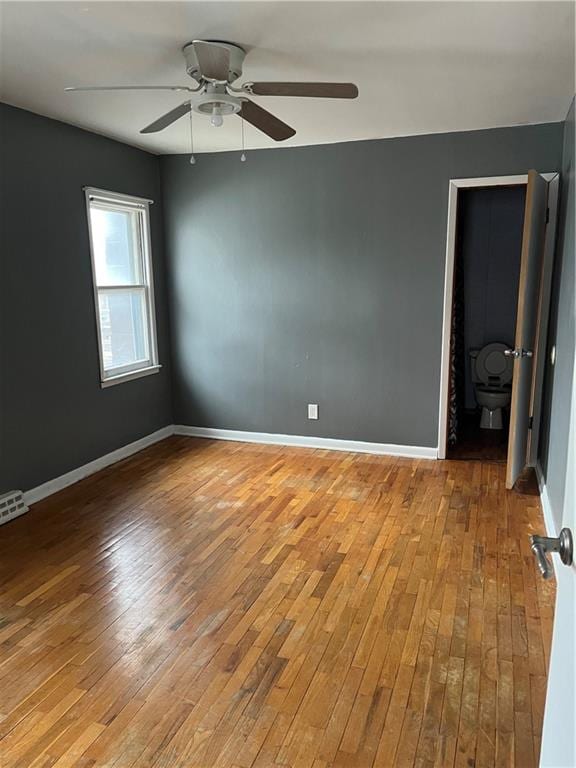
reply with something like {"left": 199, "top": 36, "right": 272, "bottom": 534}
{"left": 476, "top": 342, "right": 513, "bottom": 385}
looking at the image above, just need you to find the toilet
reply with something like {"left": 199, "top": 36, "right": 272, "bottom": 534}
{"left": 469, "top": 342, "right": 513, "bottom": 429}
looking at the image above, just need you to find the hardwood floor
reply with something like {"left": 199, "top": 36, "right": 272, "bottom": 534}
{"left": 0, "top": 437, "right": 554, "bottom": 768}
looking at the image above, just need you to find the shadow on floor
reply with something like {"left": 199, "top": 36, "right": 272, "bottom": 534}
{"left": 447, "top": 410, "right": 508, "bottom": 462}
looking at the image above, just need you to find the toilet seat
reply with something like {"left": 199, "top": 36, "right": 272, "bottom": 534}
{"left": 475, "top": 343, "right": 513, "bottom": 386}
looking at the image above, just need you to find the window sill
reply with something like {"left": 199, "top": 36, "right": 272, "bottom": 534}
{"left": 101, "top": 365, "right": 162, "bottom": 388}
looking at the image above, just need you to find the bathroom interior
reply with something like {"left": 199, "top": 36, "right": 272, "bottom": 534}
{"left": 447, "top": 185, "right": 526, "bottom": 461}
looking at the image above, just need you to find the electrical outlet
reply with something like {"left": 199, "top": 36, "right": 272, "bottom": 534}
{"left": 308, "top": 404, "right": 319, "bottom": 420}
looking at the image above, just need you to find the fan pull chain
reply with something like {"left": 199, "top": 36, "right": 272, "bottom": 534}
{"left": 240, "top": 116, "right": 246, "bottom": 163}
{"left": 189, "top": 106, "right": 196, "bottom": 165}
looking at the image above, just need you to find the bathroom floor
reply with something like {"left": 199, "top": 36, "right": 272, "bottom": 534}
{"left": 447, "top": 410, "right": 508, "bottom": 462}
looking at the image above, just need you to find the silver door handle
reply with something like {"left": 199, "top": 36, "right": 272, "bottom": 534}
{"left": 504, "top": 348, "right": 533, "bottom": 359}
{"left": 530, "top": 528, "right": 573, "bottom": 579}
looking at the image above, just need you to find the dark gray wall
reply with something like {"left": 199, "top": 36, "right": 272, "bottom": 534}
{"left": 162, "top": 122, "right": 563, "bottom": 447}
{"left": 0, "top": 103, "right": 173, "bottom": 493}
{"left": 458, "top": 187, "right": 525, "bottom": 409}
{"left": 539, "top": 98, "right": 575, "bottom": 531}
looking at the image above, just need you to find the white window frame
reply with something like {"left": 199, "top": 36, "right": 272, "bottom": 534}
{"left": 85, "top": 186, "right": 161, "bottom": 387}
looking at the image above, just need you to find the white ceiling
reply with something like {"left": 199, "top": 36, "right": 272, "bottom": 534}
{"left": 1, "top": 1, "right": 574, "bottom": 155}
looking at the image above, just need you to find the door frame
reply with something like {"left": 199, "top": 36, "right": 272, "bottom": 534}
{"left": 437, "top": 173, "right": 558, "bottom": 460}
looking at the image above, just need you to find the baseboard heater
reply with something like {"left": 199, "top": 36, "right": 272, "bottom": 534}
{"left": 0, "top": 490, "right": 29, "bottom": 525}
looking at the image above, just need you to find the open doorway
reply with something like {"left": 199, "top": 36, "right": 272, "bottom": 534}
{"left": 447, "top": 185, "right": 526, "bottom": 461}
{"left": 437, "top": 173, "right": 559, "bottom": 487}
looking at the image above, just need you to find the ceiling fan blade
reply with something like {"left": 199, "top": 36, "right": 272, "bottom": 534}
{"left": 65, "top": 85, "right": 195, "bottom": 93}
{"left": 247, "top": 82, "right": 359, "bottom": 99}
{"left": 140, "top": 102, "right": 191, "bottom": 134}
{"left": 193, "top": 41, "right": 230, "bottom": 82}
{"left": 239, "top": 99, "right": 296, "bottom": 142}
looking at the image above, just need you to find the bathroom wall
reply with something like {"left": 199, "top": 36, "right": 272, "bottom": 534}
{"left": 457, "top": 186, "right": 526, "bottom": 409}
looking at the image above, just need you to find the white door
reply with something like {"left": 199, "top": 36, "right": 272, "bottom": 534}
{"left": 506, "top": 171, "right": 549, "bottom": 489}
{"left": 540, "top": 365, "right": 576, "bottom": 768}
{"left": 527, "top": 178, "right": 559, "bottom": 468}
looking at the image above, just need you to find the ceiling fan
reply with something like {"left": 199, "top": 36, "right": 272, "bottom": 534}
{"left": 66, "top": 40, "right": 359, "bottom": 141}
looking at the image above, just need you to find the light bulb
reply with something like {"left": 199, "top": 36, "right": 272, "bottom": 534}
{"left": 189, "top": 154, "right": 196, "bottom": 165}
{"left": 240, "top": 152, "right": 246, "bottom": 163}
{"left": 210, "top": 105, "right": 224, "bottom": 128}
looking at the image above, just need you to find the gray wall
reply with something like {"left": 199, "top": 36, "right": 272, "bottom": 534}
{"left": 539, "top": 98, "right": 575, "bottom": 531}
{"left": 0, "top": 104, "right": 173, "bottom": 493}
{"left": 162, "top": 122, "right": 563, "bottom": 447}
{"left": 458, "top": 186, "right": 525, "bottom": 409}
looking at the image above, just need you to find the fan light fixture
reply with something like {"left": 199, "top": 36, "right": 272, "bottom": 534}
{"left": 193, "top": 92, "right": 241, "bottom": 128}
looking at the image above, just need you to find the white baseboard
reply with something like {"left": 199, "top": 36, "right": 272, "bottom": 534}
{"left": 174, "top": 425, "right": 438, "bottom": 460}
{"left": 535, "top": 461, "right": 559, "bottom": 538}
{"left": 24, "top": 425, "right": 175, "bottom": 506}
{"left": 22, "top": 423, "right": 436, "bottom": 507}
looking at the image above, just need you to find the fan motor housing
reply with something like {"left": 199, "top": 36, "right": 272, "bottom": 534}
{"left": 183, "top": 40, "right": 246, "bottom": 83}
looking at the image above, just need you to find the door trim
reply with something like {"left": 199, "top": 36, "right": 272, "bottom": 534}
{"left": 437, "top": 173, "right": 557, "bottom": 459}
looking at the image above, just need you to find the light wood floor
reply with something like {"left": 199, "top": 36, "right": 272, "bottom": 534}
{"left": 0, "top": 437, "right": 554, "bottom": 768}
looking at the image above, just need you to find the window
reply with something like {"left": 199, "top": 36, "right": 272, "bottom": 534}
{"left": 85, "top": 187, "right": 160, "bottom": 386}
